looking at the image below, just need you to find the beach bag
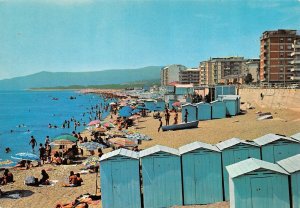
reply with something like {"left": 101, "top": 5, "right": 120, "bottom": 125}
{"left": 25, "top": 176, "right": 38, "bottom": 186}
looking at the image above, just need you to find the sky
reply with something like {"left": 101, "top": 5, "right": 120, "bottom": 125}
{"left": 0, "top": 0, "right": 300, "bottom": 80}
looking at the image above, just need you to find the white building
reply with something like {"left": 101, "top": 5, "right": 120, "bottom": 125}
{"left": 161, "top": 64, "right": 187, "bottom": 86}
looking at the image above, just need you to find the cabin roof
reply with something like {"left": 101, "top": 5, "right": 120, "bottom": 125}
{"left": 139, "top": 145, "right": 180, "bottom": 157}
{"left": 226, "top": 158, "right": 289, "bottom": 178}
{"left": 179, "top": 141, "right": 220, "bottom": 154}
{"left": 216, "top": 137, "right": 259, "bottom": 150}
{"left": 277, "top": 154, "right": 300, "bottom": 173}
{"left": 291, "top": 132, "right": 300, "bottom": 141}
{"left": 100, "top": 148, "right": 139, "bottom": 161}
{"left": 254, "top": 133, "right": 299, "bottom": 146}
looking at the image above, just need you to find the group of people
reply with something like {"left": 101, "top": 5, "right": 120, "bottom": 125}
{"left": 63, "top": 171, "right": 83, "bottom": 187}
{"left": 157, "top": 108, "right": 180, "bottom": 132}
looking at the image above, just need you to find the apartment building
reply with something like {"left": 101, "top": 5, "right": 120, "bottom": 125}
{"left": 160, "top": 64, "right": 187, "bottom": 86}
{"left": 179, "top": 68, "right": 200, "bottom": 85}
{"left": 199, "top": 57, "right": 245, "bottom": 86}
{"left": 260, "top": 29, "right": 300, "bottom": 85}
{"left": 291, "top": 35, "right": 300, "bottom": 81}
{"left": 241, "top": 59, "right": 260, "bottom": 83}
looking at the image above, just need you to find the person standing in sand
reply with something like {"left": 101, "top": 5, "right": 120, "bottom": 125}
{"left": 29, "top": 136, "right": 37, "bottom": 152}
{"left": 184, "top": 109, "right": 189, "bottom": 123}
{"left": 158, "top": 118, "right": 163, "bottom": 132}
{"left": 174, "top": 110, "right": 178, "bottom": 124}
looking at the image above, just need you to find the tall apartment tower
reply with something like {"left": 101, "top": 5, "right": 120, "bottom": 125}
{"left": 260, "top": 29, "right": 300, "bottom": 85}
{"left": 160, "top": 64, "right": 187, "bottom": 86}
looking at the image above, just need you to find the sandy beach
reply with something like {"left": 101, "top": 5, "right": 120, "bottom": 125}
{"left": 1, "top": 100, "right": 299, "bottom": 208}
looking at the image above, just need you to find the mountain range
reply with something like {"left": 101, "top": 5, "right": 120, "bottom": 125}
{"left": 0, "top": 66, "right": 162, "bottom": 90}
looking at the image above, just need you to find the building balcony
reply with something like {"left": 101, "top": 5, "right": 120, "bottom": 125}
{"left": 291, "top": 51, "right": 300, "bottom": 56}
{"left": 291, "top": 67, "right": 300, "bottom": 72}
{"left": 290, "top": 60, "right": 300, "bottom": 64}
{"left": 292, "top": 44, "right": 300, "bottom": 49}
{"left": 291, "top": 75, "right": 300, "bottom": 80}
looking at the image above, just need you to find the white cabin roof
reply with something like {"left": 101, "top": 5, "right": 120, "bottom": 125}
{"left": 179, "top": 141, "right": 220, "bottom": 155}
{"left": 254, "top": 133, "right": 299, "bottom": 146}
{"left": 216, "top": 137, "right": 259, "bottom": 150}
{"left": 291, "top": 132, "right": 300, "bottom": 142}
{"left": 226, "top": 158, "right": 289, "bottom": 179}
{"left": 100, "top": 148, "right": 139, "bottom": 161}
{"left": 139, "top": 145, "right": 180, "bottom": 157}
{"left": 277, "top": 154, "right": 300, "bottom": 173}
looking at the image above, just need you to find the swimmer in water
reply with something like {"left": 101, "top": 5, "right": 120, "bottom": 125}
{"left": 5, "top": 147, "right": 11, "bottom": 153}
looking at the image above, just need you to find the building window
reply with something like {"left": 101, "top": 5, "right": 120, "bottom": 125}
{"left": 287, "top": 45, "right": 292, "bottom": 50}
{"left": 287, "top": 38, "right": 292, "bottom": 42}
{"left": 279, "top": 75, "right": 284, "bottom": 79}
{"left": 280, "top": 38, "right": 284, "bottom": 42}
{"left": 280, "top": 45, "right": 284, "bottom": 50}
{"left": 280, "top": 68, "right": 284, "bottom": 72}
{"left": 280, "top": 53, "right": 284, "bottom": 57}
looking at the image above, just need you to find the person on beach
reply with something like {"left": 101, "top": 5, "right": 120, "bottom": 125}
{"left": 45, "top": 144, "right": 51, "bottom": 163}
{"left": 76, "top": 173, "right": 83, "bottom": 186}
{"left": 184, "top": 109, "right": 189, "bottom": 123}
{"left": 0, "top": 169, "right": 13, "bottom": 185}
{"left": 29, "top": 136, "right": 37, "bottom": 152}
{"left": 158, "top": 118, "right": 163, "bottom": 132}
{"left": 39, "top": 169, "right": 50, "bottom": 185}
{"left": 39, "top": 143, "right": 46, "bottom": 165}
{"left": 174, "top": 111, "right": 178, "bottom": 124}
{"left": 45, "top": 136, "right": 50, "bottom": 146}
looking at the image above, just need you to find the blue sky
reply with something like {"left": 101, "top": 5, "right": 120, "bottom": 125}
{"left": 0, "top": 0, "right": 300, "bottom": 79}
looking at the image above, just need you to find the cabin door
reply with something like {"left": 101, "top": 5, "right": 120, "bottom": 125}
{"left": 273, "top": 144, "right": 291, "bottom": 162}
{"left": 250, "top": 177, "right": 272, "bottom": 208}
{"left": 111, "top": 161, "right": 128, "bottom": 207}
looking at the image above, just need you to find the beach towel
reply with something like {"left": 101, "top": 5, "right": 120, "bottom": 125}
{"left": 39, "top": 180, "right": 59, "bottom": 187}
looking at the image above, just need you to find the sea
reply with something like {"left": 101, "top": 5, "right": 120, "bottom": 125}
{"left": 0, "top": 90, "right": 112, "bottom": 162}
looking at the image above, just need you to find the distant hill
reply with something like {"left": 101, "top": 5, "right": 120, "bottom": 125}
{"left": 0, "top": 66, "right": 162, "bottom": 90}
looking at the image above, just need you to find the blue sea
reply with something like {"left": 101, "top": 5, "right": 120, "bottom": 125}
{"left": 0, "top": 90, "right": 112, "bottom": 162}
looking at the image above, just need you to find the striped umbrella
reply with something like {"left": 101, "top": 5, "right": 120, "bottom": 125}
{"left": 52, "top": 134, "right": 78, "bottom": 142}
{"left": 12, "top": 152, "right": 40, "bottom": 161}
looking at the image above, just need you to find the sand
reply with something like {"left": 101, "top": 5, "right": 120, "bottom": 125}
{"left": 1, "top": 102, "right": 299, "bottom": 208}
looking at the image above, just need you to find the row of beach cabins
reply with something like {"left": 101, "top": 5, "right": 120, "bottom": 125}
{"left": 99, "top": 132, "right": 300, "bottom": 208}
{"left": 140, "top": 85, "right": 240, "bottom": 122}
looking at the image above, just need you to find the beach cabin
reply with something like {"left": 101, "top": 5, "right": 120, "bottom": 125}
{"left": 216, "top": 138, "right": 261, "bottom": 201}
{"left": 155, "top": 100, "right": 165, "bottom": 111}
{"left": 100, "top": 149, "right": 141, "bottom": 208}
{"left": 218, "top": 95, "right": 241, "bottom": 116}
{"left": 195, "top": 102, "right": 211, "bottom": 121}
{"left": 214, "top": 85, "right": 236, "bottom": 100}
{"left": 168, "top": 99, "right": 177, "bottom": 109}
{"left": 291, "top": 132, "right": 300, "bottom": 142}
{"left": 254, "top": 133, "right": 300, "bottom": 163}
{"left": 210, "top": 101, "right": 226, "bottom": 119}
{"left": 179, "top": 142, "right": 223, "bottom": 205}
{"left": 227, "top": 158, "right": 290, "bottom": 208}
{"left": 140, "top": 145, "right": 183, "bottom": 208}
{"left": 181, "top": 103, "right": 197, "bottom": 122}
{"left": 277, "top": 154, "right": 300, "bottom": 208}
{"left": 144, "top": 99, "right": 156, "bottom": 111}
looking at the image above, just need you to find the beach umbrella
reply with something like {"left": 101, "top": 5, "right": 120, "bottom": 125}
{"left": 93, "top": 127, "right": 107, "bottom": 133}
{"left": 52, "top": 134, "right": 78, "bottom": 142}
{"left": 119, "top": 111, "right": 132, "bottom": 117}
{"left": 109, "top": 102, "right": 116, "bottom": 105}
{"left": 82, "top": 156, "right": 100, "bottom": 167}
{"left": 12, "top": 152, "right": 39, "bottom": 161}
{"left": 50, "top": 139, "right": 75, "bottom": 146}
{"left": 108, "top": 137, "right": 136, "bottom": 148}
{"left": 131, "top": 109, "right": 141, "bottom": 114}
{"left": 88, "top": 120, "right": 101, "bottom": 126}
{"left": 172, "top": 101, "right": 181, "bottom": 107}
{"left": 101, "top": 121, "right": 115, "bottom": 128}
{"left": 78, "top": 142, "right": 105, "bottom": 151}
